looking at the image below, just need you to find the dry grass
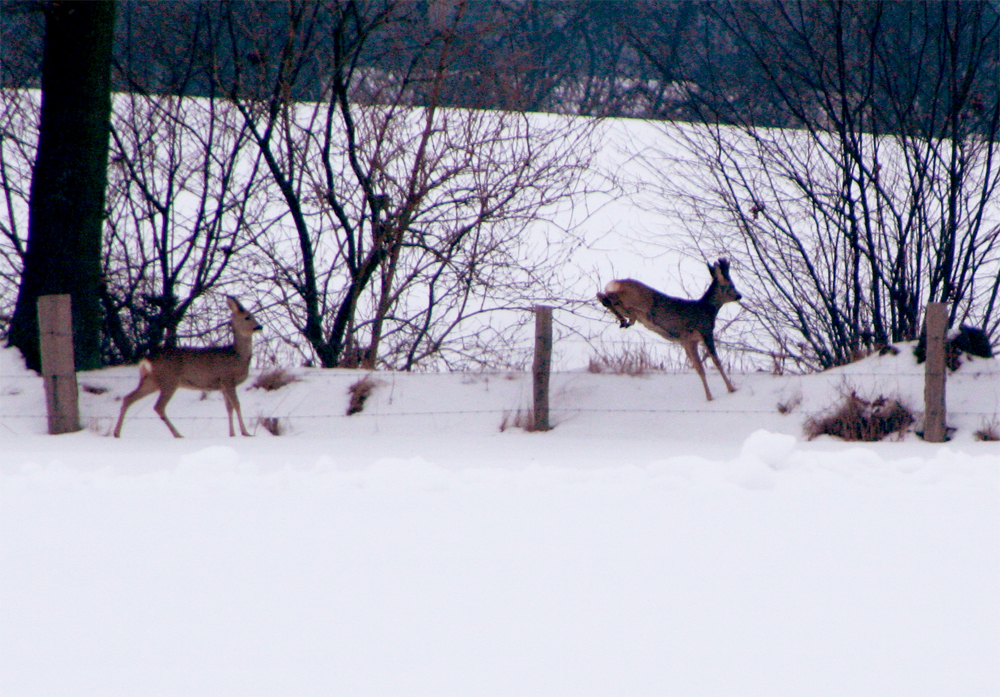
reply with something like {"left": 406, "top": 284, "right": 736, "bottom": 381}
{"left": 81, "top": 384, "right": 109, "bottom": 395}
{"left": 257, "top": 416, "right": 284, "bottom": 436}
{"left": 347, "top": 375, "right": 376, "bottom": 415}
{"left": 252, "top": 367, "right": 300, "bottom": 391}
{"left": 974, "top": 418, "right": 1000, "bottom": 442}
{"left": 804, "top": 390, "right": 914, "bottom": 441}
{"left": 499, "top": 407, "right": 545, "bottom": 432}
{"left": 588, "top": 345, "right": 664, "bottom": 376}
{"left": 777, "top": 392, "right": 802, "bottom": 415}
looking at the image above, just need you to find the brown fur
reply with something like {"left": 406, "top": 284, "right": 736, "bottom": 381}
{"left": 597, "top": 259, "right": 742, "bottom": 400}
{"left": 113, "top": 297, "right": 263, "bottom": 438}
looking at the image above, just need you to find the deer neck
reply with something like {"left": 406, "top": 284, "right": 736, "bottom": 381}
{"left": 233, "top": 329, "right": 255, "bottom": 365}
{"left": 699, "top": 281, "right": 725, "bottom": 314}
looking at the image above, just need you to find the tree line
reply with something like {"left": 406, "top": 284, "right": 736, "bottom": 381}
{"left": 8, "top": 0, "right": 996, "bottom": 130}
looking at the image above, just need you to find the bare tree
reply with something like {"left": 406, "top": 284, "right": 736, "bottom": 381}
{"left": 0, "top": 87, "right": 37, "bottom": 341}
{"left": 8, "top": 0, "right": 116, "bottom": 371}
{"left": 0, "top": 3, "right": 43, "bottom": 329}
{"left": 2, "top": 2, "right": 276, "bottom": 367}
{"left": 222, "top": 0, "right": 596, "bottom": 369}
{"left": 635, "top": 0, "right": 1000, "bottom": 369}
{"left": 100, "top": 88, "right": 269, "bottom": 364}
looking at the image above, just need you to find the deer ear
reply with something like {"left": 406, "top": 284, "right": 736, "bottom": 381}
{"left": 226, "top": 296, "right": 242, "bottom": 313}
{"left": 718, "top": 258, "right": 730, "bottom": 275}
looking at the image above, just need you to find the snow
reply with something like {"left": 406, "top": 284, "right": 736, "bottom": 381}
{"left": 1, "top": 344, "right": 998, "bottom": 696}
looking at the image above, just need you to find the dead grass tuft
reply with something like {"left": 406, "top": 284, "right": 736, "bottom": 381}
{"left": 804, "top": 391, "right": 914, "bottom": 441}
{"left": 347, "top": 375, "right": 376, "bottom": 415}
{"left": 777, "top": 392, "right": 802, "bottom": 415}
{"left": 81, "top": 384, "right": 109, "bottom": 395}
{"left": 588, "top": 345, "right": 664, "bottom": 376}
{"left": 499, "top": 407, "right": 545, "bottom": 432}
{"left": 974, "top": 418, "right": 1000, "bottom": 442}
{"left": 258, "top": 416, "right": 284, "bottom": 436}
{"left": 252, "top": 367, "right": 300, "bottom": 391}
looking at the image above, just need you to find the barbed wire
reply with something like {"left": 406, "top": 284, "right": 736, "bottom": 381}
{"left": 2, "top": 369, "right": 997, "bottom": 381}
{"left": 3, "top": 407, "right": 998, "bottom": 421}
{"left": 3, "top": 355, "right": 997, "bottom": 426}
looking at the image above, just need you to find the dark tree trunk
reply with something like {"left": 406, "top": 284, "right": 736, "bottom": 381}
{"left": 8, "top": 0, "right": 116, "bottom": 372}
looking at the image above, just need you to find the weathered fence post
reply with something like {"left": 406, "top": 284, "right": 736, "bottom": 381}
{"left": 38, "top": 294, "right": 81, "bottom": 434}
{"left": 532, "top": 305, "right": 553, "bottom": 432}
{"left": 923, "top": 302, "right": 947, "bottom": 443}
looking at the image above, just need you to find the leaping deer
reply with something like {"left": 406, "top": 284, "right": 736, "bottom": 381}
{"left": 113, "top": 296, "right": 263, "bottom": 438}
{"left": 597, "top": 259, "right": 742, "bottom": 401}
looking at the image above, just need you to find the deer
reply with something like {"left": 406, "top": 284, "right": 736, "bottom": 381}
{"left": 113, "top": 296, "right": 263, "bottom": 438}
{"left": 597, "top": 258, "right": 742, "bottom": 401}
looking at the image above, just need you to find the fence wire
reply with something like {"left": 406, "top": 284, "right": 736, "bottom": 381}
{"left": 3, "top": 354, "right": 998, "bottom": 424}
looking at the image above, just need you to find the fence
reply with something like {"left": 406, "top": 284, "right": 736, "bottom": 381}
{"left": 4, "top": 302, "right": 996, "bottom": 438}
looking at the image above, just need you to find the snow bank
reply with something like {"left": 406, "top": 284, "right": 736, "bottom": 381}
{"left": 2, "top": 346, "right": 998, "bottom": 695}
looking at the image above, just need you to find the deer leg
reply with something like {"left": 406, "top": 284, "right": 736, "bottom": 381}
{"left": 113, "top": 377, "right": 159, "bottom": 438}
{"left": 152, "top": 384, "right": 184, "bottom": 438}
{"left": 707, "top": 347, "right": 737, "bottom": 393}
{"left": 683, "top": 340, "right": 713, "bottom": 401}
{"left": 703, "top": 335, "right": 736, "bottom": 393}
{"left": 223, "top": 384, "right": 251, "bottom": 436}
{"left": 598, "top": 294, "right": 634, "bottom": 328}
{"left": 220, "top": 388, "right": 236, "bottom": 436}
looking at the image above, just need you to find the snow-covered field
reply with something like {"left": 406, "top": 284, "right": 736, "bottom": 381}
{"left": 1, "top": 343, "right": 998, "bottom": 696}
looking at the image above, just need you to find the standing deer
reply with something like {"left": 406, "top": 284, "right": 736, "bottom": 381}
{"left": 113, "top": 296, "right": 263, "bottom": 438}
{"left": 597, "top": 259, "right": 742, "bottom": 401}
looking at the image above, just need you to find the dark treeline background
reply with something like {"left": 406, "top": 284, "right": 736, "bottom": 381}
{"left": 4, "top": 0, "right": 997, "bottom": 131}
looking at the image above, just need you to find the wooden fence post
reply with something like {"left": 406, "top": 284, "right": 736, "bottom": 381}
{"left": 532, "top": 305, "right": 553, "bottom": 432}
{"left": 923, "top": 302, "right": 947, "bottom": 443}
{"left": 38, "top": 294, "right": 81, "bottom": 434}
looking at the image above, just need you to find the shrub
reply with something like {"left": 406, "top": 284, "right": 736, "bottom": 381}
{"left": 258, "top": 416, "right": 284, "bottom": 436}
{"left": 777, "top": 392, "right": 802, "bottom": 415}
{"left": 975, "top": 418, "right": 1000, "bottom": 442}
{"left": 499, "top": 407, "right": 546, "bottom": 432}
{"left": 347, "top": 376, "right": 376, "bottom": 415}
{"left": 252, "top": 367, "right": 300, "bottom": 391}
{"left": 804, "top": 391, "right": 914, "bottom": 441}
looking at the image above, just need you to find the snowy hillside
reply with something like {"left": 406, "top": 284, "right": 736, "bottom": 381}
{"left": 1, "top": 345, "right": 998, "bottom": 696}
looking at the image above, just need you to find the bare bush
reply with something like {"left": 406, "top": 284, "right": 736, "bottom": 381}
{"left": 223, "top": 1, "right": 597, "bottom": 371}
{"left": 252, "top": 367, "right": 300, "bottom": 392}
{"left": 639, "top": 1, "right": 1000, "bottom": 370}
{"left": 499, "top": 406, "right": 543, "bottom": 433}
{"left": 975, "top": 418, "right": 1000, "bottom": 442}
{"left": 777, "top": 392, "right": 802, "bottom": 415}
{"left": 101, "top": 90, "right": 266, "bottom": 364}
{"left": 0, "top": 88, "right": 38, "bottom": 343}
{"left": 257, "top": 416, "right": 284, "bottom": 436}
{"left": 805, "top": 391, "right": 914, "bottom": 441}
{"left": 346, "top": 375, "right": 377, "bottom": 416}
